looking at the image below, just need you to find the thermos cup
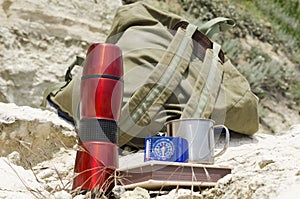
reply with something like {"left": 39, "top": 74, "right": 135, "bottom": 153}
{"left": 165, "top": 118, "right": 230, "bottom": 164}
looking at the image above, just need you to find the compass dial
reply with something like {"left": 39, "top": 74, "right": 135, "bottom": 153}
{"left": 153, "top": 138, "right": 175, "bottom": 160}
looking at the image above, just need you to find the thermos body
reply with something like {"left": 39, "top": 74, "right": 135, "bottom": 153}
{"left": 72, "top": 43, "right": 123, "bottom": 192}
{"left": 72, "top": 141, "right": 118, "bottom": 191}
{"left": 80, "top": 77, "right": 123, "bottom": 120}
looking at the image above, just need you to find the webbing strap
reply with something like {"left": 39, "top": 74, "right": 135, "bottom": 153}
{"left": 181, "top": 42, "right": 223, "bottom": 119}
{"left": 119, "top": 24, "right": 197, "bottom": 145}
{"left": 130, "top": 24, "right": 197, "bottom": 123}
{"left": 198, "top": 17, "right": 235, "bottom": 39}
{"left": 194, "top": 43, "right": 221, "bottom": 117}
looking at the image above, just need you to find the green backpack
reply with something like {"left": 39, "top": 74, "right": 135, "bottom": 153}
{"left": 42, "top": 2, "right": 259, "bottom": 148}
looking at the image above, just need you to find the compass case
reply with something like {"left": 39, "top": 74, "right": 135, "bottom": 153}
{"left": 144, "top": 136, "right": 188, "bottom": 162}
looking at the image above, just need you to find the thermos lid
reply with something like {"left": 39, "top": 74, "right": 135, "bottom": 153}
{"left": 83, "top": 43, "right": 123, "bottom": 78}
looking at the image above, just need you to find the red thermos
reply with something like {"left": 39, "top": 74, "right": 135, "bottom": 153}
{"left": 72, "top": 43, "right": 123, "bottom": 192}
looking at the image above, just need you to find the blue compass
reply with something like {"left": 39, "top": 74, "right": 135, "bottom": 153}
{"left": 144, "top": 136, "right": 189, "bottom": 162}
{"left": 152, "top": 138, "right": 175, "bottom": 160}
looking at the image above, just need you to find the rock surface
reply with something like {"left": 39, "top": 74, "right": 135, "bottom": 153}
{"left": 0, "top": 102, "right": 76, "bottom": 168}
{"left": 1, "top": 107, "right": 299, "bottom": 199}
{"left": 207, "top": 124, "right": 300, "bottom": 199}
{"left": 0, "top": 0, "right": 121, "bottom": 107}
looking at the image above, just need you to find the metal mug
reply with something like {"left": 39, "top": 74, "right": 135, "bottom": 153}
{"left": 165, "top": 118, "right": 230, "bottom": 164}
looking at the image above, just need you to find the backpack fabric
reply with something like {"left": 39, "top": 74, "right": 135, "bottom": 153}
{"left": 43, "top": 2, "right": 259, "bottom": 148}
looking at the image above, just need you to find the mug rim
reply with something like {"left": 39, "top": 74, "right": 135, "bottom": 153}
{"left": 164, "top": 118, "right": 215, "bottom": 126}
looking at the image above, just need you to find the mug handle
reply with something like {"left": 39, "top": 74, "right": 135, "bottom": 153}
{"left": 213, "top": 124, "right": 230, "bottom": 158}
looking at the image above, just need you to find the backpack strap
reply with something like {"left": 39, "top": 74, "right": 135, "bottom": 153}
{"left": 119, "top": 24, "right": 198, "bottom": 146}
{"left": 198, "top": 17, "right": 235, "bottom": 39}
{"left": 41, "top": 56, "right": 84, "bottom": 107}
{"left": 64, "top": 56, "right": 84, "bottom": 82}
{"left": 181, "top": 42, "right": 223, "bottom": 119}
{"left": 41, "top": 82, "right": 67, "bottom": 107}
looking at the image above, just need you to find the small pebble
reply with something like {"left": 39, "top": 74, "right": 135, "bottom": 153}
{"left": 7, "top": 151, "right": 20, "bottom": 165}
{"left": 53, "top": 190, "right": 72, "bottom": 199}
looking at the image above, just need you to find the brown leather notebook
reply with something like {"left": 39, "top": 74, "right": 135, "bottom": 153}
{"left": 116, "top": 161, "right": 231, "bottom": 190}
